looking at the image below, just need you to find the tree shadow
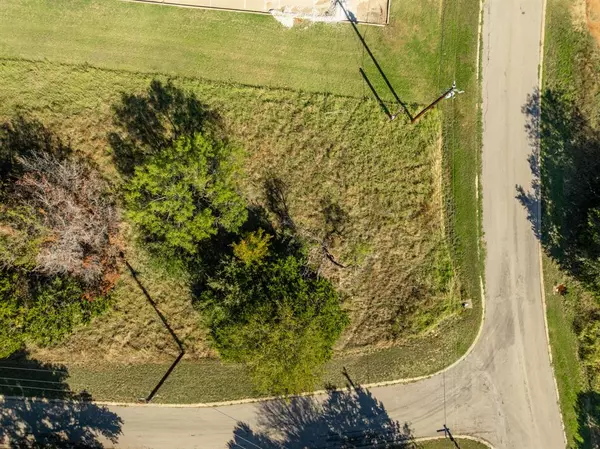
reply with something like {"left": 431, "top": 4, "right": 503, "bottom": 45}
{"left": 263, "top": 177, "right": 350, "bottom": 268}
{"left": 109, "top": 79, "right": 221, "bottom": 176}
{"left": 519, "top": 89, "right": 600, "bottom": 449}
{"left": 518, "top": 88, "right": 600, "bottom": 289}
{"left": 264, "top": 176, "right": 297, "bottom": 232}
{"left": 576, "top": 391, "right": 600, "bottom": 449}
{"left": 515, "top": 149, "right": 542, "bottom": 239}
{"left": 0, "top": 351, "right": 123, "bottom": 448}
{"left": 227, "top": 375, "right": 416, "bottom": 449}
{"left": 321, "top": 197, "right": 349, "bottom": 244}
{"left": 0, "top": 115, "right": 71, "bottom": 180}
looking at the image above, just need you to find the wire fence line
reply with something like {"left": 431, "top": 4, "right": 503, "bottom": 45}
{"left": 0, "top": 365, "right": 68, "bottom": 374}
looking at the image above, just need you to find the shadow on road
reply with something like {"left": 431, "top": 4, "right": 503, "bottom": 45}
{"left": 518, "top": 88, "right": 600, "bottom": 448}
{"left": 518, "top": 88, "right": 600, "bottom": 289}
{"left": 227, "top": 373, "right": 416, "bottom": 449}
{"left": 0, "top": 352, "right": 123, "bottom": 448}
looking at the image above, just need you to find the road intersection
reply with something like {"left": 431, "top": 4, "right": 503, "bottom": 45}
{"left": 1, "top": 0, "right": 566, "bottom": 447}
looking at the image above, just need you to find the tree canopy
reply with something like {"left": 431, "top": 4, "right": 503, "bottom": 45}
{"left": 124, "top": 133, "right": 247, "bottom": 256}
{"left": 200, "top": 237, "right": 348, "bottom": 395}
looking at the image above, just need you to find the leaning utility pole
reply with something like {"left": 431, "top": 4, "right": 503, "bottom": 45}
{"left": 407, "top": 81, "right": 464, "bottom": 123}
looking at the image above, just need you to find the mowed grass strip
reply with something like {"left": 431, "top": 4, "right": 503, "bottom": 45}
{"left": 543, "top": 256, "right": 587, "bottom": 448}
{"left": 418, "top": 439, "right": 489, "bottom": 449}
{"left": 0, "top": 0, "right": 441, "bottom": 102}
{"left": 434, "top": 0, "right": 483, "bottom": 358}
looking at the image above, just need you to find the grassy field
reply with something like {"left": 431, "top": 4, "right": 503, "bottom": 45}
{"left": 542, "top": 0, "right": 600, "bottom": 446}
{"left": 0, "top": 60, "right": 467, "bottom": 402}
{"left": 0, "top": 0, "right": 482, "bottom": 402}
{"left": 0, "top": 0, "right": 441, "bottom": 103}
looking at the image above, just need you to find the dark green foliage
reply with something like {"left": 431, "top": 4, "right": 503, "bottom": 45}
{"left": 200, "top": 250, "right": 348, "bottom": 395}
{"left": 124, "top": 133, "right": 247, "bottom": 257}
{"left": 0, "top": 117, "right": 115, "bottom": 358}
{"left": 0, "top": 269, "right": 110, "bottom": 358}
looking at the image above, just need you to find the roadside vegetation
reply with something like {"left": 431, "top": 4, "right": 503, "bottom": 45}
{"left": 0, "top": 0, "right": 482, "bottom": 402}
{"left": 527, "top": 0, "right": 600, "bottom": 445}
{"left": 418, "top": 440, "right": 488, "bottom": 449}
{"left": 0, "top": 118, "right": 118, "bottom": 358}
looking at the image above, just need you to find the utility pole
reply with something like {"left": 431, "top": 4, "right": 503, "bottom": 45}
{"left": 437, "top": 424, "right": 461, "bottom": 448}
{"left": 408, "top": 81, "right": 464, "bottom": 124}
{"left": 340, "top": 0, "right": 465, "bottom": 124}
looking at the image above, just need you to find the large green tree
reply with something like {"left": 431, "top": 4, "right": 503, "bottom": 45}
{"left": 201, "top": 233, "right": 348, "bottom": 395}
{"left": 124, "top": 133, "right": 247, "bottom": 256}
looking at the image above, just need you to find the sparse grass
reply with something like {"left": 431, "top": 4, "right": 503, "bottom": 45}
{"left": 0, "top": 0, "right": 483, "bottom": 402}
{"left": 0, "top": 58, "right": 456, "bottom": 355}
{"left": 0, "top": 59, "right": 476, "bottom": 401}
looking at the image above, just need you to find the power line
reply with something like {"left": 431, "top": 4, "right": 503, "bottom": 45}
{"left": 0, "top": 376, "right": 66, "bottom": 385}
{"left": 0, "top": 383, "right": 69, "bottom": 394}
{"left": 0, "top": 365, "right": 68, "bottom": 374}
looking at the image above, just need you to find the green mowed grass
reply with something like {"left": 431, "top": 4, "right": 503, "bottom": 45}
{"left": 0, "top": 0, "right": 441, "bottom": 103}
{"left": 419, "top": 439, "right": 489, "bottom": 449}
{"left": 543, "top": 256, "right": 587, "bottom": 448}
{"left": 0, "top": 0, "right": 483, "bottom": 402}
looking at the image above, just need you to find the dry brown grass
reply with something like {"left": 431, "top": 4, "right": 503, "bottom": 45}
{"left": 0, "top": 60, "right": 461, "bottom": 364}
{"left": 30, "top": 226, "right": 212, "bottom": 364}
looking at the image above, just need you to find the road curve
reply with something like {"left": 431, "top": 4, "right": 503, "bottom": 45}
{"left": 1, "top": 0, "right": 565, "bottom": 447}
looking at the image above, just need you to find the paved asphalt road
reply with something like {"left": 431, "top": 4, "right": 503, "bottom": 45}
{"left": 1, "top": 0, "right": 566, "bottom": 448}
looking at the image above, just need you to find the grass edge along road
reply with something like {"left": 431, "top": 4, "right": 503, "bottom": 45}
{"left": 0, "top": 0, "right": 483, "bottom": 403}
{"left": 543, "top": 255, "right": 587, "bottom": 448}
{"left": 418, "top": 438, "right": 490, "bottom": 449}
{"left": 541, "top": 0, "right": 600, "bottom": 446}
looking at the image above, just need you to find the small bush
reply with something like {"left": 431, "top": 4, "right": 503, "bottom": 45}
{"left": 0, "top": 117, "right": 118, "bottom": 357}
{"left": 232, "top": 229, "right": 272, "bottom": 266}
{"left": 0, "top": 269, "right": 111, "bottom": 358}
{"left": 15, "top": 151, "right": 120, "bottom": 291}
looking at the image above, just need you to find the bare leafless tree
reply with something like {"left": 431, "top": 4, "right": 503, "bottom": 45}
{"left": 15, "top": 151, "right": 120, "bottom": 293}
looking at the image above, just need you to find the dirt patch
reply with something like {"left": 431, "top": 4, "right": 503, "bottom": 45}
{"left": 586, "top": 0, "right": 600, "bottom": 46}
{"left": 571, "top": 0, "right": 587, "bottom": 30}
